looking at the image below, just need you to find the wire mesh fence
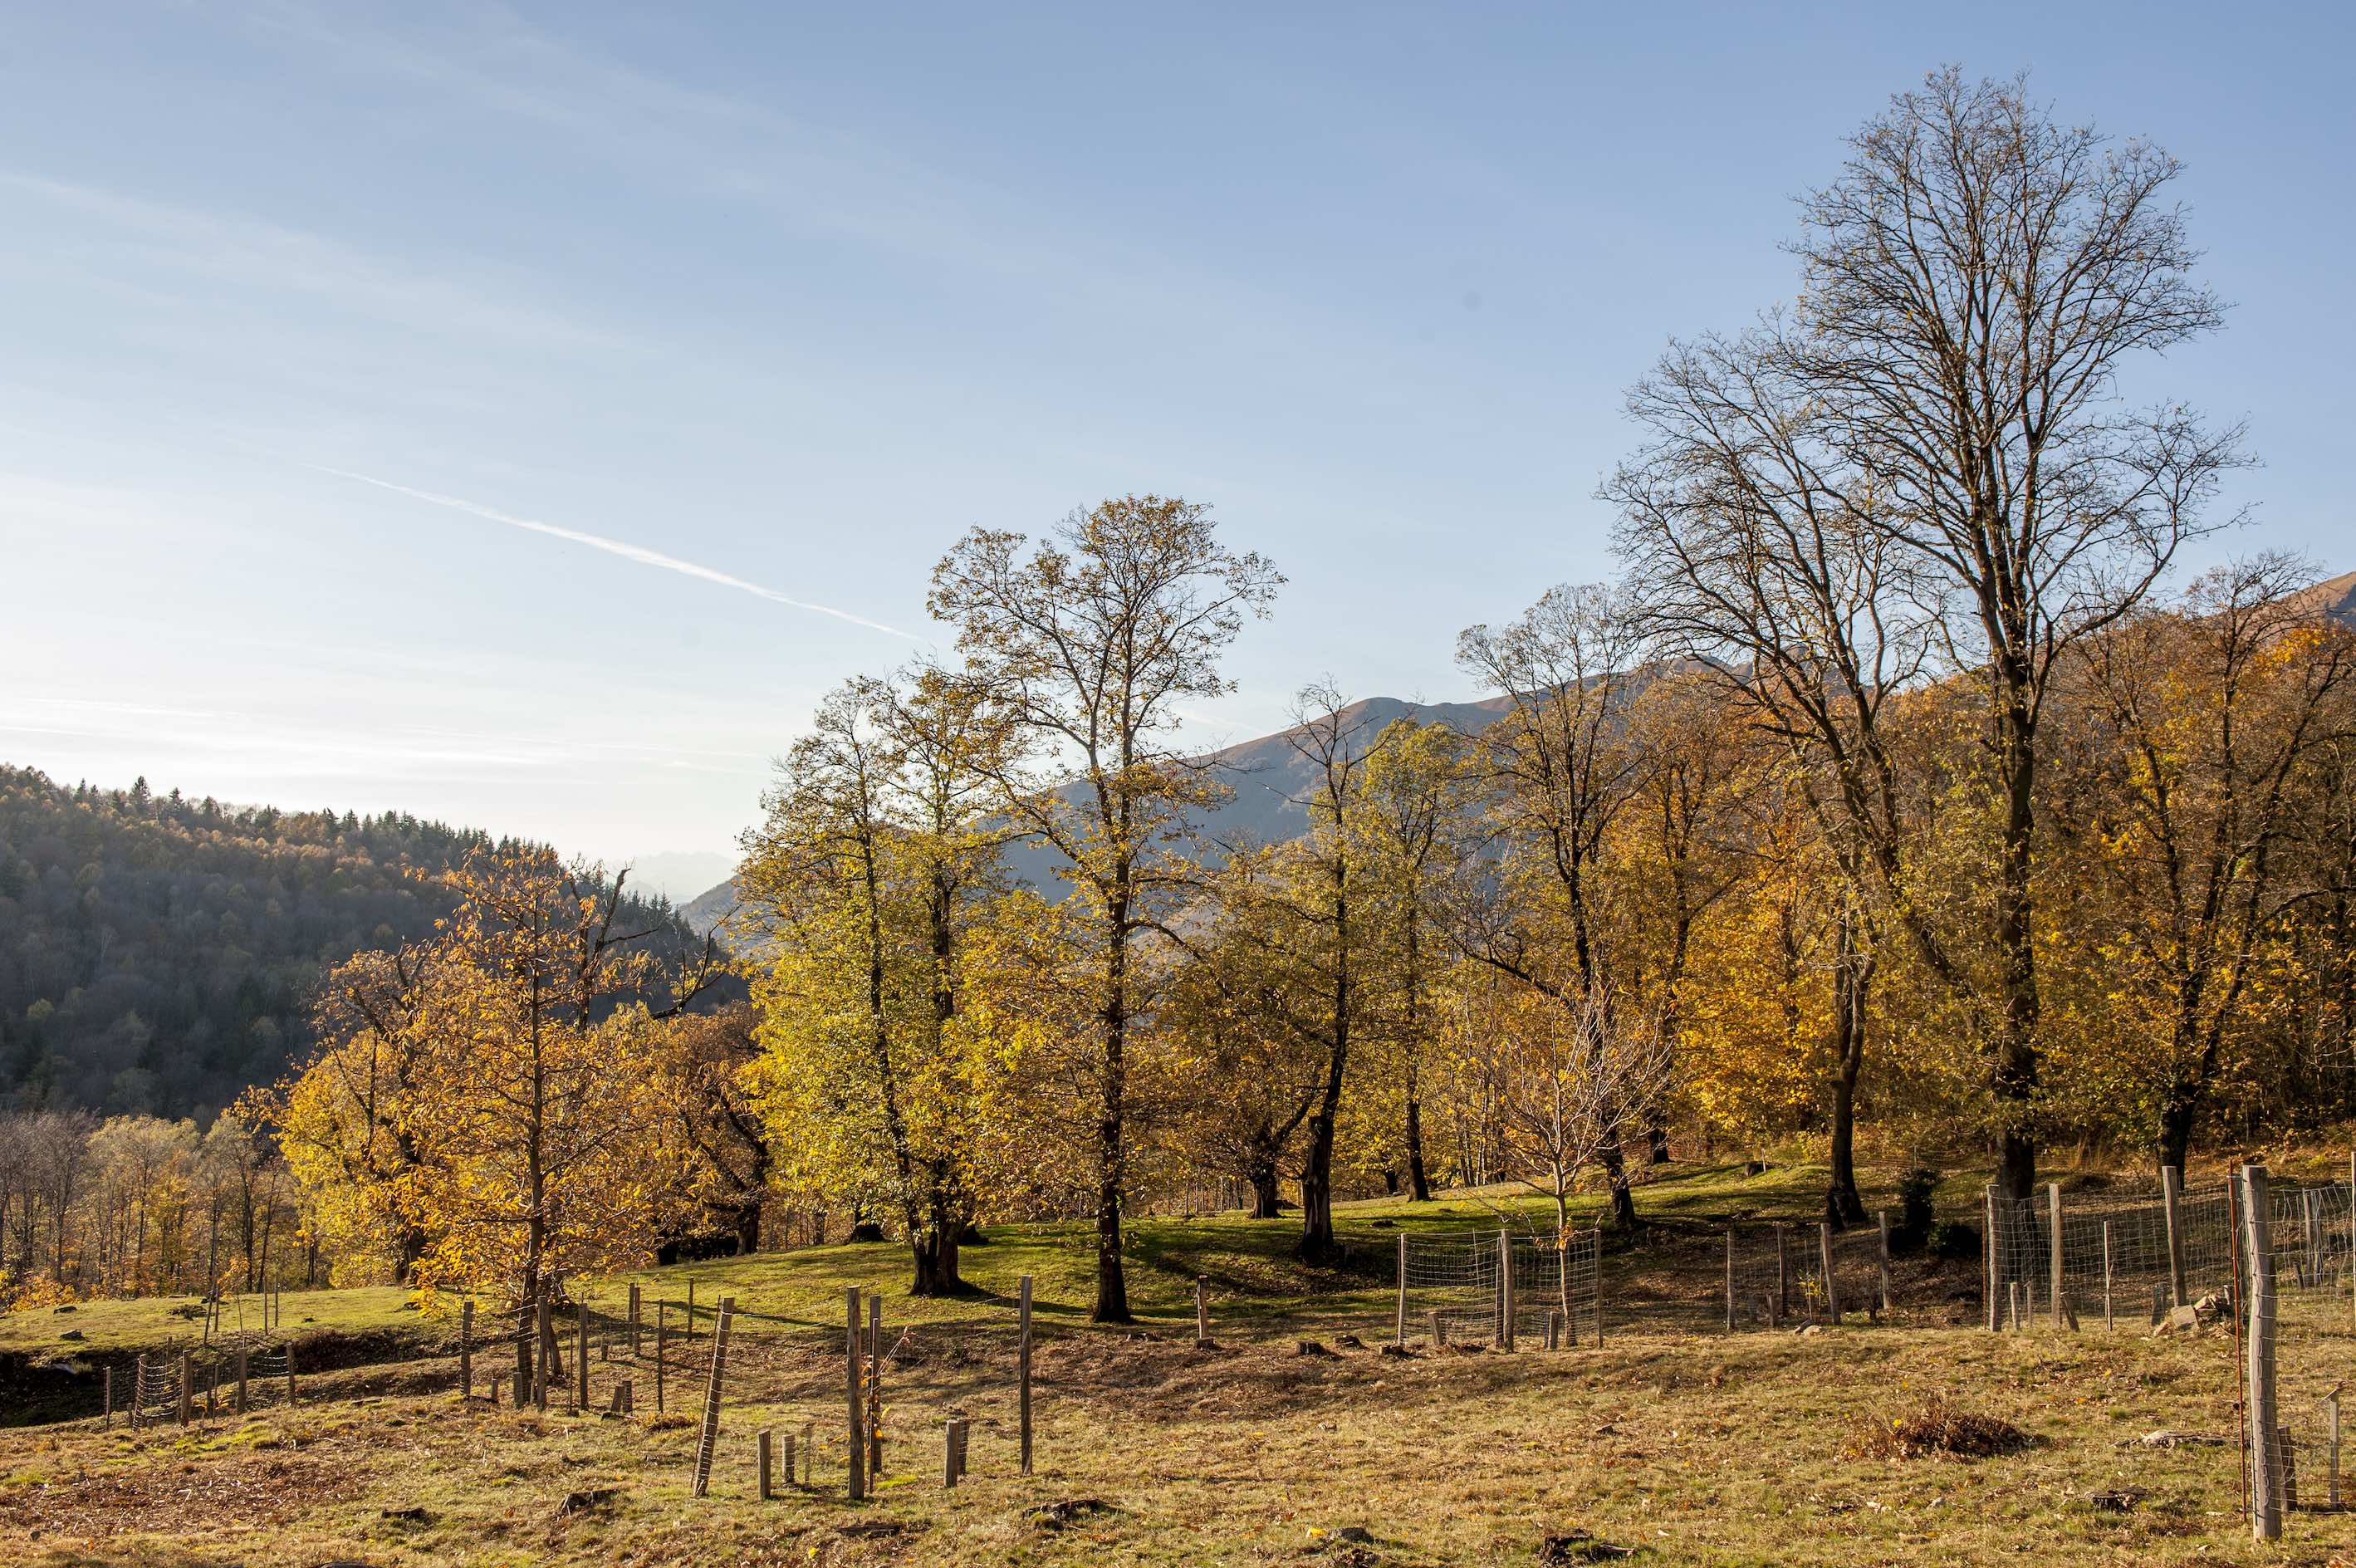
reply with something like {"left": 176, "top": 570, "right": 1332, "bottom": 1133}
{"left": 1986, "top": 1178, "right": 2240, "bottom": 1331}
{"left": 1394, "top": 1226, "right": 1599, "bottom": 1347}
{"left": 2240, "top": 1169, "right": 2356, "bottom": 1531}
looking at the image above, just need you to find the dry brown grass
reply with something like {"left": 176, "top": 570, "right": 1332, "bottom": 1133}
{"left": 3, "top": 1313, "right": 2351, "bottom": 1566}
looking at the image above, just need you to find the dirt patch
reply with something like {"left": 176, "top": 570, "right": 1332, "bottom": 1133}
{"left": 0, "top": 1452, "right": 364, "bottom": 1536}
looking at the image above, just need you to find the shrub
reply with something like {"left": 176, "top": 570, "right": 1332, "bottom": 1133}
{"left": 1894, "top": 1168, "right": 1940, "bottom": 1252}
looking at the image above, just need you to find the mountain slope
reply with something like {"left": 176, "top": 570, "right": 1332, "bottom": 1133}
{"left": 0, "top": 767, "right": 709, "bottom": 1118}
{"left": 680, "top": 694, "right": 1513, "bottom": 933}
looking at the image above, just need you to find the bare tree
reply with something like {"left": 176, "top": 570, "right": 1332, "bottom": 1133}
{"left": 930, "top": 497, "right": 1280, "bottom": 1321}
{"left": 1450, "top": 583, "right": 1649, "bottom": 1227}
{"left": 1619, "top": 68, "right": 2242, "bottom": 1198}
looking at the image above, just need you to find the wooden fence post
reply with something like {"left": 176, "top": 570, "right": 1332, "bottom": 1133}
{"left": 2102, "top": 1222, "right": 2115, "bottom": 1331}
{"left": 178, "top": 1353, "right": 193, "bottom": 1425}
{"left": 1498, "top": 1232, "right": 1516, "bottom": 1350}
{"left": 1818, "top": 1222, "right": 1839, "bottom": 1323}
{"left": 1772, "top": 1223, "right": 1788, "bottom": 1326}
{"left": 103, "top": 1365, "right": 113, "bottom": 1427}
{"left": 1017, "top": 1275, "right": 1034, "bottom": 1477}
{"left": 1395, "top": 1232, "right": 1408, "bottom": 1343}
{"left": 2241, "top": 1164, "right": 2282, "bottom": 1541}
{"left": 943, "top": 1418, "right": 962, "bottom": 1487}
{"left": 1724, "top": 1227, "right": 1736, "bottom": 1332}
{"left": 1195, "top": 1276, "right": 1208, "bottom": 1348}
{"left": 2161, "top": 1164, "right": 2187, "bottom": 1308}
{"left": 845, "top": 1288, "right": 867, "bottom": 1502}
{"left": 533, "top": 1295, "right": 551, "bottom": 1410}
{"left": 459, "top": 1300, "right": 473, "bottom": 1399}
{"left": 654, "top": 1311, "right": 666, "bottom": 1414}
{"left": 1876, "top": 1210, "right": 1893, "bottom": 1318}
{"left": 2048, "top": 1183, "right": 2067, "bottom": 1330}
{"left": 131, "top": 1355, "right": 144, "bottom": 1429}
{"left": 1982, "top": 1184, "right": 2000, "bottom": 1332}
{"left": 867, "top": 1294, "right": 884, "bottom": 1476}
{"left": 758, "top": 1428, "right": 774, "bottom": 1500}
{"left": 689, "top": 1297, "right": 734, "bottom": 1498}
{"left": 629, "top": 1284, "right": 642, "bottom": 1356}
{"left": 286, "top": 1342, "right": 296, "bottom": 1408}
{"left": 576, "top": 1304, "right": 590, "bottom": 1412}
{"left": 784, "top": 1429, "right": 798, "bottom": 1490}
{"left": 235, "top": 1347, "right": 248, "bottom": 1414}
{"left": 2329, "top": 1389, "right": 2344, "bottom": 1510}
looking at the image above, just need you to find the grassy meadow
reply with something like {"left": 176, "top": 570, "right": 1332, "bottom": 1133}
{"left": 5, "top": 1156, "right": 2349, "bottom": 1566}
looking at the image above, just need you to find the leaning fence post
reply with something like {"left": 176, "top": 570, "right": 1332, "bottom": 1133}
{"left": 1724, "top": 1227, "right": 1736, "bottom": 1332}
{"left": 1818, "top": 1221, "right": 1839, "bottom": 1323}
{"left": 1195, "top": 1276, "right": 1209, "bottom": 1348}
{"left": 2240, "top": 1164, "right": 2282, "bottom": 1541}
{"left": 843, "top": 1288, "right": 866, "bottom": 1501}
{"left": 2048, "top": 1183, "right": 2067, "bottom": 1330}
{"left": 1017, "top": 1275, "right": 1034, "bottom": 1477}
{"left": 1876, "top": 1210, "right": 1892, "bottom": 1319}
{"left": 2162, "top": 1164, "right": 2188, "bottom": 1308}
{"left": 689, "top": 1296, "right": 734, "bottom": 1498}
{"left": 1394, "top": 1232, "right": 1408, "bottom": 1344}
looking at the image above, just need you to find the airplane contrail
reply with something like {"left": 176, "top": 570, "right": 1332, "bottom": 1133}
{"left": 307, "top": 463, "right": 917, "bottom": 639}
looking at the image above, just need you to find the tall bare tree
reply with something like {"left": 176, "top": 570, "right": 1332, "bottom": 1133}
{"left": 1619, "top": 68, "right": 2241, "bottom": 1198}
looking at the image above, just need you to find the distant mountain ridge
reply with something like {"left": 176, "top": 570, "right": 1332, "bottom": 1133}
{"left": 678, "top": 693, "right": 1515, "bottom": 937}
{"left": 683, "top": 568, "right": 2356, "bottom": 935}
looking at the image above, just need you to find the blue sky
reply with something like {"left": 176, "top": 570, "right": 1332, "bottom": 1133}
{"left": 3, "top": 2, "right": 2348, "bottom": 896}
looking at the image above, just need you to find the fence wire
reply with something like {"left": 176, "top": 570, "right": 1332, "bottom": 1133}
{"left": 1396, "top": 1227, "right": 1598, "bottom": 1346}
{"left": 2245, "top": 1177, "right": 2355, "bottom": 1524}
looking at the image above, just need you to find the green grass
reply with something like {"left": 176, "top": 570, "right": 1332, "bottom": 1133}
{"left": 3, "top": 1159, "right": 1864, "bottom": 1360}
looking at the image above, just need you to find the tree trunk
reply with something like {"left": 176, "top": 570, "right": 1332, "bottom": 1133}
{"left": 1403, "top": 1095, "right": 1433, "bottom": 1202}
{"left": 1991, "top": 692, "right": 2040, "bottom": 1203}
{"left": 1825, "top": 916, "right": 1869, "bottom": 1226}
{"left": 1247, "top": 1160, "right": 1282, "bottom": 1219}
{"left": 1599, "top": 1143, "right": 1638, "bottom": 1231}
{"left": 1093, "top": 900, "right": 1132, "bottom": 1323}
{"left": 1297, "top": 1113, "right": 1337, "bottom": 1265}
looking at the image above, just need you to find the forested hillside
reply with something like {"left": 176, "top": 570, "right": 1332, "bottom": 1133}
{"left": 0, "top": 768, "right": 707, "bottom": 1118}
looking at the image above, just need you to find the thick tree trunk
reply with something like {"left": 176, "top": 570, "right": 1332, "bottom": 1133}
{"left": 1297, "top": 1114, "right": 1337, "bottom": 1264}
{"left": 1247, "top": 1159, "right": 1282, "bottom": 1219}
{"left": 1599, "top": 1143, "right": 1638, "bottom": 1231}
{"left": 1403, "top": 1095, "right": 1433, "bottom": 1202}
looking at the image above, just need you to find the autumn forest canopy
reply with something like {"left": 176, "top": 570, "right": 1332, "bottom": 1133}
{"left": 4, "top": 71, "right": 2354, "bottom": 1325}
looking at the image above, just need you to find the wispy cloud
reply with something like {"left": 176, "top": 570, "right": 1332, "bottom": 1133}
{"left": 308, "top": 463, "right": 915, "bottom": 639}
{"left": 0, "top": 172, "right": 618, "bottom": 350}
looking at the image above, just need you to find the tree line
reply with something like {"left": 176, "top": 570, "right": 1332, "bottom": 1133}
{"left": 13, "top": 71, "right": 2350, "bottom": 1325}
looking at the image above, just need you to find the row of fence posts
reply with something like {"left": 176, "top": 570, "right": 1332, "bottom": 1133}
{"left": 1984, "top": 1155, "right": 2356, "bottom": 1338}
{"left": 458, "top": 1273, "right": 1040, "bottom": 1504}
{"left": 115, "top": 1344, "right": 294, "bottom": 1428}
{"left": 1719, "top": 1213, "right": 1895, "bottom": 1330}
